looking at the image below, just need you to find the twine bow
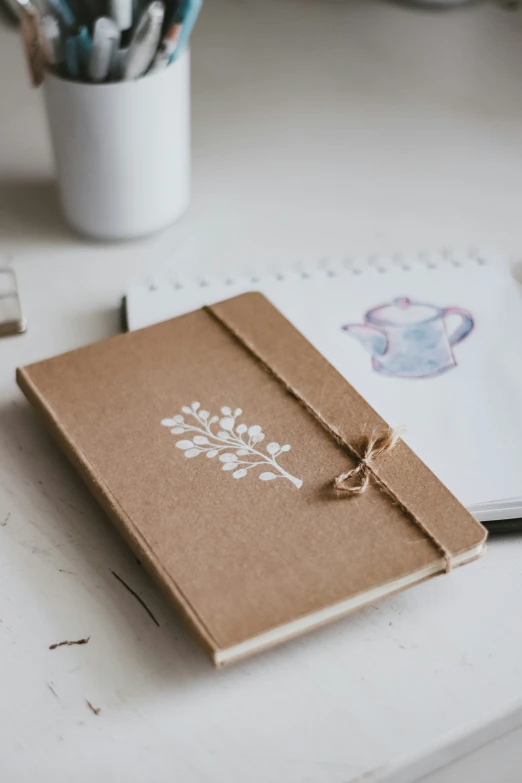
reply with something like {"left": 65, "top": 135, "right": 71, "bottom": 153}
{"left": 333, "top": 426, "right": 405, "bottom": 496}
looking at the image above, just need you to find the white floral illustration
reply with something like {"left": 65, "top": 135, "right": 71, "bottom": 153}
{"left": 161, "top": 402, "right": 303, "bottom": 489}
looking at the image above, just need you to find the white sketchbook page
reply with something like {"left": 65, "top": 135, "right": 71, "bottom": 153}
{"left": 126, "top": 255, "right": 522, "bottom": 508}
{"left": 264, "top": 258, "right": 522, "bottom": 508}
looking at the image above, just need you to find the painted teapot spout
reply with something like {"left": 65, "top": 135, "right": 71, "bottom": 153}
{"left": 342, "top": 324, "right": 388, "bottom": 357}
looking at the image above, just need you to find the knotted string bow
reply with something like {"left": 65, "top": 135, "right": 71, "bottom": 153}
{"left": 333, "top": 426, "right": 405, "bottom": 496}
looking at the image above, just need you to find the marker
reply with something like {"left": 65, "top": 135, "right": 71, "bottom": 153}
{"left": 112, "top": 45, "right": 129, "bottom": 79}
{"left": 150, "top": 21, "right": 180, "bottom": 70}
{"left": 20, "top": 7, "right": 46, "bottom": 87}
{"left": 41, "top": 14, "right": 64, "bottom": 64}
{"left": 170, "top": 0, "right": 201, "bottom": 62}
{"left": 88, "top": 17, "right": 120, "bottom": 81}
{"left": 11, "top": 0, "right": 38, "bottom": 19}
{"left": 164, "top": 20, "right": 181, "bottom": 49}
{"left": 76, "top": 25, "right": 92, "bottom": 76}
{"left": 123, "top": 0, "right": 164, "bottom": 80}
{"left": 48, "top": 0, "right": 75, "bottom": 28}
{"left": 149, "top": 41, "right": 169, "bottom": 72}
{"left": 109, "top": 0, "right": 132, "bottom": 31}
{"left": 33, "top": 0, "right": 50, "bottom": 13}
{"left": 64, "top": 34, "right": 79, "bottom": 78}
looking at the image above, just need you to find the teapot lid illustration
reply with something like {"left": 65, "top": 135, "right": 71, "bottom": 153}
{"left": 366, "top": 297, "right": 442, "bottom": 326}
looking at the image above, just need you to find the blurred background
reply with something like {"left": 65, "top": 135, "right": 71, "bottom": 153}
{"left": 1, "top": 0, "right": 522, "bottom": 265}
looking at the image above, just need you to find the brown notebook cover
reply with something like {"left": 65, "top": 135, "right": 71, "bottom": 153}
{"left": 17, "top": 293, "right": 487, "bottom": 665}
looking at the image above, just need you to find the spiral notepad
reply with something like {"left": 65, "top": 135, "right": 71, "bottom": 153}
{"left": 125, "top": 250, "right": 522, "bottom": 524}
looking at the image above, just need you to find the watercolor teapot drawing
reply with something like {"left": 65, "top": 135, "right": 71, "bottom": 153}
{"left": 342, "top": 297, "right": 474, "bottom": 378}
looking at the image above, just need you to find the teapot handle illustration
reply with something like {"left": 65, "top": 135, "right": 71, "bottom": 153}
{"left": 443, "top": 307, "right": 474, "bottom": 346}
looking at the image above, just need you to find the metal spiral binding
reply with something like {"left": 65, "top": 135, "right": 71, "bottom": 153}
{"left": 144, "top": 248, "right": 490, "bottom": 293}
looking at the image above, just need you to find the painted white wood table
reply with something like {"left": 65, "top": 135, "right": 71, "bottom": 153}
{"left": 1, "top": 2, "right": 522, "bottom": 781}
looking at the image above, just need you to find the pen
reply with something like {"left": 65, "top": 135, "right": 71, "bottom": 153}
{"left": 170, "top": 0, "right": 201, "bottom": 62}
{"left": 123, "top": 0, "right": 164, "bottom": 80}
{"left": 88, "top": 16, "right": 120, "bottom": 81}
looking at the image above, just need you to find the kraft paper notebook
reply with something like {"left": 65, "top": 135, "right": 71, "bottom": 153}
{"left": 17, "top": 293, "right": 486, "bottom": 665}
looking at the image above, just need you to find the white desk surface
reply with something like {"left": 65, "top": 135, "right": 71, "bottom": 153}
{"left": 2, "top": 2, "right": 522, "bottom": 782}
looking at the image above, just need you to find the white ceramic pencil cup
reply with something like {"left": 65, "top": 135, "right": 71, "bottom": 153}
{"left": 43, "top": 51, "right": 190, "bottom": 241}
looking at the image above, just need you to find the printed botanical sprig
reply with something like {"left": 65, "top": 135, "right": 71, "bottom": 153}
{"left": 161, "top": 402, "right": 303, "bottom": 488}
